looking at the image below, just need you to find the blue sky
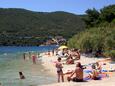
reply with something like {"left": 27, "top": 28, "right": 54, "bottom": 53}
{"left": 0, "top": 0, "right": 115, "bottom": 14}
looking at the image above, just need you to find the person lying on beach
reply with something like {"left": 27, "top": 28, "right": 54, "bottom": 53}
{"left": 66, "top": 55, "right": 74, "bottom": 64}
{"left": 55, "top": 57, "right": 64, "bottom": 82}
{"left": 99, "top": 58, "right": 111, "bottom": 61}
{"left": 87, "top": 64, "right": 101, "bottom": 80}
{"left": 72, "top": 49, "right": 81, "bottom": 60}
{"left": 19, "top": 72, "right": 25, "bottom": 79}
{"left": 67, "top": 62, "right": 84, "bottom": 82}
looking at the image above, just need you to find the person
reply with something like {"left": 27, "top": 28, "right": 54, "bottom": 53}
{"left": 67, "top": 62, "right": 84, "bottom": 82}
{"left": 76, "top": 49, "right": 81, "bottom": 60}
{"left": 57, "top": 49, "right": 64, "bottom": 57}
{"left": 95, "top": 62, "right": 102, "bottom": 73}
{"left": 29, "top": 52, "right": 31, "bottom": 59}
{"left": 55, "top": 57, "right": 64, "bottom": 82}
{"left": 52, "top": 49, "right": 55, "bottom": 56}
{"left": 66, "top": 55, "right": 74, "bottom": 64}
{"left": 23, "top": 53, "right": 26, "bottom": 60}
{"left": 19, "top": 72, "right": 25, "bottom": 79}
{"left": 48, "top": 51, "right": 51, "bottom": 56}
{"left": 73, "top": 49, "right": 81, "bottom": 60}
{"left": 32, "top": 55, "right": 37, "bottom": 64}
{"left": 89, "top": 64, "right": 101, "bottom": 80}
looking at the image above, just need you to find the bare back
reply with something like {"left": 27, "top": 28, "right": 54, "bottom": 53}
{"left": 75, "top": 67, "right": 83, "bottom": 79}
{"left": 92, "top": 69, "right": 99, "bottom": 78}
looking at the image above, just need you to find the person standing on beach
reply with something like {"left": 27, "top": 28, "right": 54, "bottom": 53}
{"left": 55, "top": 57, "right": 64, "bottom": 82}
{"left": 23, "top": 53, "right": 26, "bottom": 60}
{"left": 29, "top": 52, "right": 31, "bottom": 59}
{"left": 51, "top": 49, "right": 54, "bottom": 56}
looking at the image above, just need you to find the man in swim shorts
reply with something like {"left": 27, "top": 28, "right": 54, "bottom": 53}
{"left": 67, "top": 62, "right": 84, "bottom": 82}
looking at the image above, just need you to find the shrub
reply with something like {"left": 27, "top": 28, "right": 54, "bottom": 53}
{"left": 104, "top": 50, "right": 115, "bottom": 61}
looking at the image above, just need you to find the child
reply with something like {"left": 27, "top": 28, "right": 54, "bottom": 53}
{"left": 19, "top": 72, "right": 25, "bottom": 79}
{"left": 55, "top": 57, "right": 64, "bottom": 82}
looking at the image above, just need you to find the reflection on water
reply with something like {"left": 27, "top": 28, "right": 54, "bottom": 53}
{"left": 0, "top": 46, "right": 57, "bottom": 86}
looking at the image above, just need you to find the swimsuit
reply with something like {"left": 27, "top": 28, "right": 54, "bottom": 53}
{"left": 57, "top": 68, "right": 63, "bottom": 73}
{"left": 93, "top": 76, "right": 101, "bottom": 80}
{"left": 72, "top": 77, "right": 83, "bottom": 82}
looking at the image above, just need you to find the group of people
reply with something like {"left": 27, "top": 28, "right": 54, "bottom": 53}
{"left": 55, "top": 56, "right": 103, "bottom": 83}
{"left": 23, "top": 52, "right": 38, "bottom": 64}
{"left": 19, "top": 53, "right": 40, "bottom": 80}
{"left": 55, "top": 57, "right": 84, "bottom": 82}
{"left": 56, "top": 48, "right": 81, "bottom": 65}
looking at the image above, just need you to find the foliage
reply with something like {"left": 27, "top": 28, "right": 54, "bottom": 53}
{"left": 68, "top": 25, "right": 115, "bottom": 49}
{"left": 100, "top": 5, "right": 115, "bottom": 22}
{"left": 68, "top": 4, "right": 115, "bottom": 60}
{"left": 84, "top": 8, "right": 100, "bottom": 27}
{"left": 103, "top": 50, "right": 115, "bottom": 61}
{"left": 67, "top": 25, "right": 115, "bottom": 53}
{"left": 84, "top": 4, "right": 115, "bottom": 27}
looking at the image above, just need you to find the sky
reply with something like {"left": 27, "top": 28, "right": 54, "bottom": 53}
{"left": 0, "top": 0, "right": 115, "bottom": 14}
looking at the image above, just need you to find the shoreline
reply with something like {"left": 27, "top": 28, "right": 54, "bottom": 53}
{"left": 39, "top": 52, "right": 115, "bottom": 86}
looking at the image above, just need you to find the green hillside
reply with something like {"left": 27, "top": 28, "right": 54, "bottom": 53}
{"left": 0, "top": 8, "right": 85, "bottom": 46}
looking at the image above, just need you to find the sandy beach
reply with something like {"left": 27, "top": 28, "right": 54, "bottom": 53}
{"left": 39, "top": 52, "right": 115, "bottom": 86}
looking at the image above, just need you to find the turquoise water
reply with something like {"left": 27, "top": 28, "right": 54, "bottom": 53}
{"left": 0, "top": 45, "right": 58, "bottom": 86}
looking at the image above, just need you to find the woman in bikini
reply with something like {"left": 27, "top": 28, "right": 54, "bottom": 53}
{"left": 55, "top": 57, "right": 64, "bottom": 82}
{"left": 89, "top": 64, "right": 101, "bottom": 80}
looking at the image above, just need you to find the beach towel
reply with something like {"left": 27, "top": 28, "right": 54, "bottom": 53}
{"left": 84, "top": 73, "right": 108, "bottom": 81}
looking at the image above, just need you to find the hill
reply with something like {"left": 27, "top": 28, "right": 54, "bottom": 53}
{"left": 0, "top": 8, "right": 86, "bottom": 46}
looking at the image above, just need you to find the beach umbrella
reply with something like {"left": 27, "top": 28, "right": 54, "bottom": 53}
{"left": 58, "top": 45, "right": 68, "bottom": 50}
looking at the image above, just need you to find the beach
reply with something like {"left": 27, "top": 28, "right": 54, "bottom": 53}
{"left": 40, "top": 52, "right": 115, "bottom": 86}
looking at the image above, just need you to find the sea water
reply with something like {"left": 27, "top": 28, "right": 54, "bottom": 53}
{"left": 0, "top": 45, "right": 58, "bottom": 86}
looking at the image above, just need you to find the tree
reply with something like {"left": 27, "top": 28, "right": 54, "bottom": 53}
{"left": 84, "top": 8, "right": 100, "bottom": 27}
{"left": 100, "top": 5, "right": 115, "bottom": 22}
{"left": 83, "top": 4, "right": 115, "bottom": 27}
